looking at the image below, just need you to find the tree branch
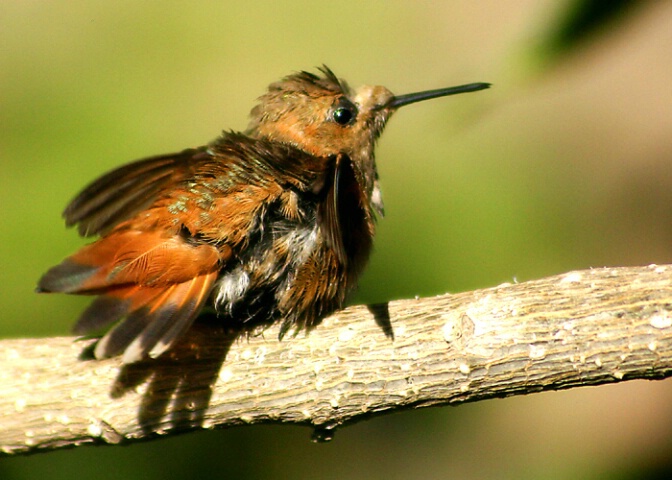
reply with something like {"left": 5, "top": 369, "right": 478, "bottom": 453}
{"left": 3, "top": 264, "right": 672, "bottom": 455}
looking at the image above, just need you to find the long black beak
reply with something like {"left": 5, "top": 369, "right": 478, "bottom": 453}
{"left": 389, "top": 82, "right": 490, "bottom": 109}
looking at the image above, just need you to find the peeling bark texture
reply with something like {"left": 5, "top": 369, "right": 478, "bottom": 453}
{"left": 3, "top": 264, "right": 672, "bottom": 455}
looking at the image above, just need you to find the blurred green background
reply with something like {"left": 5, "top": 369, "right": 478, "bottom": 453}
{"left": 3, "top": 1, "right": 672, "bottom": 478}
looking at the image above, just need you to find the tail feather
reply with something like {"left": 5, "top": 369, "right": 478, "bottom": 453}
{"left": 37, "top": 228, "right": 225, "bottom": 363}
{"left": 90, "top": 271, "right": 218, "bottom": 362}
{"left": 73, "top": 284, "right": 163, "bottom": 334}
{"left": 144, "top": 270, "right": 216, "bottom": 360}
{"left": 74, "top": 293, "right": 132, "bottom": 335}
{"left": 37, "top": 260, "right": 100, "bottom": 294}
{"left": 93, "top": 308, "right": 155, "bottom": 359}
{"left": 38, "top": 230, "right": 223, "bottom": 294}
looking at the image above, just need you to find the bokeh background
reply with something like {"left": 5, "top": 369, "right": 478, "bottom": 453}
{"left": 3, "top": 1, "right": 672, "bottom": 478}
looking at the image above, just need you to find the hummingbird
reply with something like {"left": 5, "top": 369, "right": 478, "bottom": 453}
{"left": 37, "top": 66, "right": 489, "bottom": 364}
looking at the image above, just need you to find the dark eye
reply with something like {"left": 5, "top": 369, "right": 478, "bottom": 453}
{"left": 333, "top": 107, "right": 353, "bottom": 125}
{"left": 331, "top": 98, "right": 357, "bottom": 126}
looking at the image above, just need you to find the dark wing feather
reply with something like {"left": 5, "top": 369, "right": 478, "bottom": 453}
{"left": 319, "top": 154, "right": 374, "bottom": 275}
{"left": 64, "top": 147, "right": 207, "bottom": 237}
{"left": 320, "top": 155, "right": 348, "bottom": 264}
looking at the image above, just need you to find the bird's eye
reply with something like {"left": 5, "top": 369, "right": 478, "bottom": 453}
{"left": 331, "top": 98, "right": 357, "bottom": 126}
{"left": 333, "top": 107, "right": 353, "bottom": 125}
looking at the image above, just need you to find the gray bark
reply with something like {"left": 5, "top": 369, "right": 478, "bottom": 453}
{"left": 2, "top": 264, "right": 672, "bottom": 455}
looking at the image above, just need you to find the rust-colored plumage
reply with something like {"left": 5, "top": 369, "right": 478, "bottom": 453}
{"left": 38, "top": 66, "right": 489, "bottom": 363}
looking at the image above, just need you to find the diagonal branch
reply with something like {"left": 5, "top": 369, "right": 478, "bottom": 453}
{"left": 2, "top": 264, "right": 672, "bottom": 455}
